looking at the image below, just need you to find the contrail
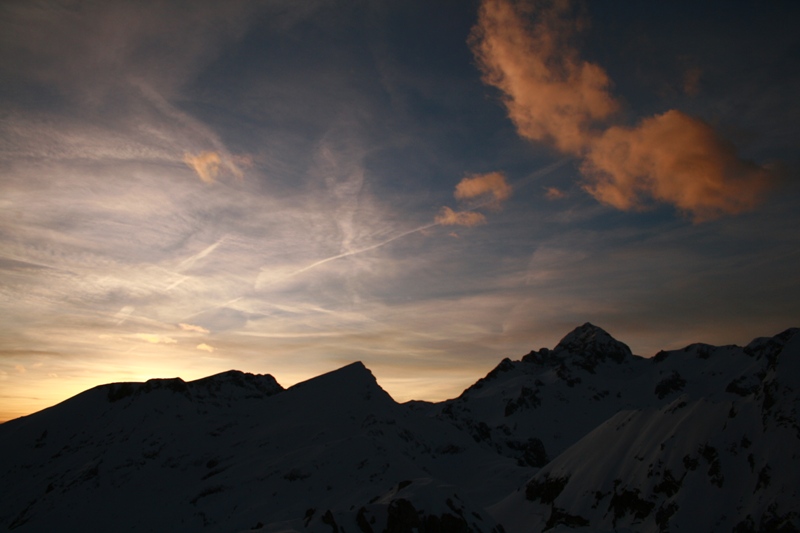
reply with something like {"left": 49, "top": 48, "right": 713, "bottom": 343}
{"left": 469, "top": 157, "right": 571, "bottom": 210}
{"left": 260, "top": 159, "right": 570, "bottom": 284}
{"left": 516, "top": 157, "right": 571, "bottom": 189}
{"left": 165, "top": 237, "right": 226, "bottom": 292}
{"left": 286, "top": 221, "right": 439, "bottom": 278}
{"left": 177, "top": 237, "right": 225, "bottom": 272}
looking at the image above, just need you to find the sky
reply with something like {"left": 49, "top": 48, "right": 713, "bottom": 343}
{"left": 1, "top": 0, "right": 798, "bottom": 421}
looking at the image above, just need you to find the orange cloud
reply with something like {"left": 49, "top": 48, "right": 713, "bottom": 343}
{"left": 435, "top": 207, "right": 487, "bottom": 227}
{"left": 470, "top": 0, "right": 775, "bottom": 221}
{"left": 183, "top": 151, "right": 221, "bottom": 183}
{"left": 454, "top": 171, "right": 512, "bottom": 208}
{"left": 183, "top": 151, "right": 245, "bottom": 183}
{"left": 470, "top": 0, "right": 617, "bottom": 154}
{"left": 196, "top": 343, "right": 215, "bottom": 353}
{"left": 544, "top": 186, "right": 567, "bottom": 200}
{"left": 179, "top": 323, "right": 210, "bottom": 334}
{"left": 582, "top": 110, "right": 773, "bottom": 221}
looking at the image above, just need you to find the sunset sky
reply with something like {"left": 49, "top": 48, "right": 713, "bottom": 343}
{"left": 1, "top": 0, "right": 798, "bottom": 421}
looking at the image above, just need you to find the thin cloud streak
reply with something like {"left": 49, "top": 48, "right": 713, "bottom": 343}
{"left": 258, "top": 158, "right": 565, "bottom": 283}
{"left": 259, "top": 221, "right": 440, "bottom": 286}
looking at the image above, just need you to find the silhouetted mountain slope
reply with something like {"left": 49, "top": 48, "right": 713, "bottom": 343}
{"left": 0, "top": 364, "right": 512, "bottom": 532}
{"left": 1, "top": 325, "right": 798, "bottom": 532}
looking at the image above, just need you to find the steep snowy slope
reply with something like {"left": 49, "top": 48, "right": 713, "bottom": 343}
{"left": 0, "top": 363, "right": 516, "bottom": 532}
{"left": 433, "top": 323, "right": 792, "bottom": 472}
{"left": 492, "top": 328, "right": 800, "bottom": 532}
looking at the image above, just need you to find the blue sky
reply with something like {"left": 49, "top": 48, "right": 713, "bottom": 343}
{"left": 1, "top": 0, "right": 798, "bottom": 420}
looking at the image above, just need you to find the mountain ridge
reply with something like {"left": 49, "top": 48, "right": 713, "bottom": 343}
{"left": 1, "top": 324, "right": 798, "bottom": 532}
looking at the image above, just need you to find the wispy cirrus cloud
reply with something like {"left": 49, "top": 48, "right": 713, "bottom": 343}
{"left": 470, "top": 0, "right": 776, "bottom": 221}
{"left": 134, "top": 333, "right": 177, "bottom": 345}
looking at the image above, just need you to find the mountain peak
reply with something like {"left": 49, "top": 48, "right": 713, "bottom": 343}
{"left": 554, "top": 323, "right": 632, "bottom": 364}
{"left": 286, "top": 361, "right": 394, "bottom": 405}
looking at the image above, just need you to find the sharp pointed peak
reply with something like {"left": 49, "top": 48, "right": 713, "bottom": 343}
{"left": 554, "top": 323, "right": 632, "bottom": 364}
{"left": 288, "top": 361, "right": 387, "bottom": 396}
{"left": 280, "top": 361, "right": 397, "bottom": 408}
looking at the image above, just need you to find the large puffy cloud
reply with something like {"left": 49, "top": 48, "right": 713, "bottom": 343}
{"left": 470, "top": 0, "right": 775, "bottom": 221}
{"left": 470, "top": 0, "right": 617, "bottom": 154}
{"left": 583, "top": 110, "right": 773, "bottom": 222}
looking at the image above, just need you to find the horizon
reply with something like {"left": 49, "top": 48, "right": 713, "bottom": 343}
{"left": 2, "top": 321, "right": 796, "bottom": 423}
{"left": 1, "top": 1, "right": 799, "bottom": 423}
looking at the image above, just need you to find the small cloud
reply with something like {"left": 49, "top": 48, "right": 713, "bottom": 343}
{"left": 454, "top": 171, "right": 512, "bottom": 209}
{"left": 683, "top": 67, "right": 702, "bottom": 96}
{"left": 134, "top": 333, "right": 177, "bottom": 344}
{"left": 14, "top": 364, "right": 26, "bottom": 374}
{"left": 544, "top": 186, "right": 567, "bottom": 200}
{"left": 434, "top": 206, "right": 487, "bottom": 227}
{"left": 196, "top": 343, "right": 215, "bottom": 353}
{"left": 179, "top": 323, "right": 210, "bottom": 334}
{"left": 183, "top": 151, "right": 221, "bottom": 183}
{"left": 183, "top": 151, "right": 245, "bottom": 183}
{"left": 48, "top": 373, "right": 58, "bottom": 378}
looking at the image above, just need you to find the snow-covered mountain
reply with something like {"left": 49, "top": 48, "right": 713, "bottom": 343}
{"left": 1, "top": 324, "right": 798, "bottom": 532}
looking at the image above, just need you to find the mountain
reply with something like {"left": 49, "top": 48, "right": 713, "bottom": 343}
{"left": 1, "top": 325, "right": 798, "bottom": 532}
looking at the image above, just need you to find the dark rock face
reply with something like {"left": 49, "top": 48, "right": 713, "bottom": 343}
{"left": 525, "top": 475, "right": 569, "bottom": 504}
{"left": 104, "top": 370, "right": 283, "bottom": 405}
{"left": 384, "top": 499, "right": 474, "bottom": 533}
{"left": 554, "top": 323, "right": 633, "bottom": 368}
{"left": 654, "top": 371, "right": 687, "bottom": 399}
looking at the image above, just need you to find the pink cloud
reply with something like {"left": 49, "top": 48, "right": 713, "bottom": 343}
{"left": 470, "top": 0, "right": 617, "bottom": 154}
{"left": 582, "top": 110, "right": 773, "bottom": 222}
{"left": 435, "top": 207, "right": 487, "bottom": 227}
{"left": 183, "top": 151, "right": 245, "bottom": 183}
{"left": 544, "top": 186, "right": 567, "bottom": 200}
{"left": 454, "top": 171, "right": 512, "bottom": 209}
{"left": 470, "top": 0, "right": 775, "bottom": 221}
